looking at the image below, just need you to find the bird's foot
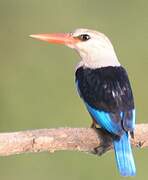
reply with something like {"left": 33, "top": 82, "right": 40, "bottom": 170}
{"left": 91, "top": 126, "right": 112, "bottom": 156}
{"left": 90, "top": 123, "right": 95, "bottom": 128}
{"left": 92, "top": 144, "right": 110, "bottom": 156}
{"left": 130, "top": 131, "right": 134, "bottom": 139}
{"left": 90, "top": 121, "right": 100, "bottom": 129}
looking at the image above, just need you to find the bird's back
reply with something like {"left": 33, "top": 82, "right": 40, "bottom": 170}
{"left": 75, "top": 65, "right": 135, "bottom": 135}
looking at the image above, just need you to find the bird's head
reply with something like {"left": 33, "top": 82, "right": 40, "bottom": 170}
{"left": 30, "top": 28, "right": 120, "bottom": 68}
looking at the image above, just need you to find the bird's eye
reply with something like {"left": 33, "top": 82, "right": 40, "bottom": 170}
{"left": 78, "top": 34, "right": 91, "bottom": 41}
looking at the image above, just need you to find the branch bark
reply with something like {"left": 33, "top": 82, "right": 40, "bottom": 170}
{"left": 0, "top": 124, "right": 147, "bottom": 157}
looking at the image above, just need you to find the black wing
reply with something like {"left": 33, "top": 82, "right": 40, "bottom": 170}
{"left": 76, "top": 66, "right": 135, "bottom": 133}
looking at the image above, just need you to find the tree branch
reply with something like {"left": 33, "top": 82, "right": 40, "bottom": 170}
{"left": 0, "top": 124, "right": 147, "bottom": 157}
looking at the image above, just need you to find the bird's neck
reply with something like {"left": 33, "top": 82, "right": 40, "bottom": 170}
{"left": 77, "top": 57, "right": 120, "bottom": 70}
{"left": 76, "top": 48, "right": 120, "bottom": 69}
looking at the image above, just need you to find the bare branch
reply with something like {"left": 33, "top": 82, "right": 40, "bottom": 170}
{"left": 0, "top": 124, "right": 147, "bottom": 157}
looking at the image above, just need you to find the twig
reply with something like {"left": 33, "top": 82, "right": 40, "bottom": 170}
{"left": 0, "top": 124, "right": 147, "bottom": 157}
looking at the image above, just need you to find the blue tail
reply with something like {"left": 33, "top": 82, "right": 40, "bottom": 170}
{"left": 113, "top": 132, "right": 136, "bottom": 176}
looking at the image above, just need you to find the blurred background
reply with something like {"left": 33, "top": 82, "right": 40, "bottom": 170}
{"left": 0, "top": 0, "right": 148, "bottom": 179}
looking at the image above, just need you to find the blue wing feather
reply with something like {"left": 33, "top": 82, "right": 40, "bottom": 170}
{"left": 86, "top": 103, "right": 124, "bottom": 135}
{"left": 123, "top": 109, "right": 135, "bottom": 131}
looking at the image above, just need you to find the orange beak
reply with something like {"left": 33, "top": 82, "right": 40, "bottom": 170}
{"left": 30, "top": 33, "right": 80, "bottom": 45}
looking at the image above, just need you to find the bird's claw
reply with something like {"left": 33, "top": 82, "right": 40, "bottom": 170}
{"left": 91, "top": 144, "right": 110, "bottom": 156}
{"left": 130, "top": 131, "right": 134, "bottom": 139}
{"left": 90, "top": 126, "right": 112, "bottom": 156}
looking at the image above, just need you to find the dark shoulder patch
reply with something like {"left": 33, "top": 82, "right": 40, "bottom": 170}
{"left": 75, "top": 66, "right": 134, "bottom": 112}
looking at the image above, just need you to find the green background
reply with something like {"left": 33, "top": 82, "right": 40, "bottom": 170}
{"left": 0, "top": 0, "right": 148, "bottom": 179}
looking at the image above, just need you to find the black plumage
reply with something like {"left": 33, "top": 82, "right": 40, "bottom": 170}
{"left": 76, "top": 66, "right": 134, "bottom": 112}
{"left": 76, "top": 66, "right": 134, "bottom": 132}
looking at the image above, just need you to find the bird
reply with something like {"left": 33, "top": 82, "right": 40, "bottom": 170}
{"left": 30, "top": 28, "right": 136, "bottom": 176}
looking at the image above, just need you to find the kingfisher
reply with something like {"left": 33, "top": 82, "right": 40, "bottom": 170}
{"left": 30, "top": 28, "right": 136, "bottom": 176}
